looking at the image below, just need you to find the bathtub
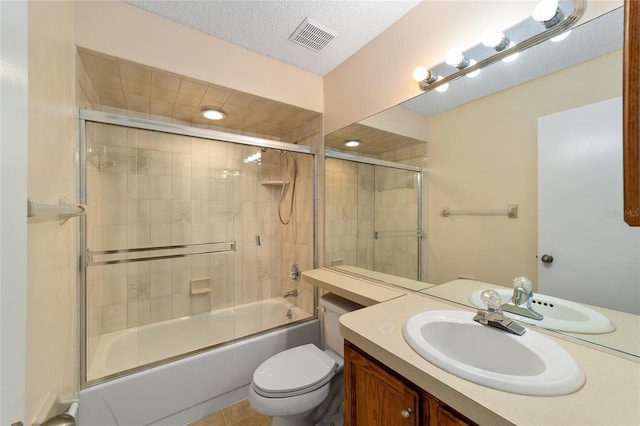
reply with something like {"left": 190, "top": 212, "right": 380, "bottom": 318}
{"left": 80, "top": 297, "right": 318, "bottom": 426}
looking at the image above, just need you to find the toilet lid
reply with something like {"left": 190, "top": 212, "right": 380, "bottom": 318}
{"left": 252, "top": 344, "right": 337, "bottom": 397}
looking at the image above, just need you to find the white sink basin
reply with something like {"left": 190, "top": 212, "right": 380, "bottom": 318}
{"left": 469, "top": 289, "right": 615, "bottom": 334}
{"left": 403, "top": 310, "right": 585, "bottom": 396}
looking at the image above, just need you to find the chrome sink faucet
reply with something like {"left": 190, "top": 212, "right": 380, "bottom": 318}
{"left": 473, "top": 289, "right": 526, "bottom": 335}
{"left": 501, "top": 276, "right": 543, "bottom": 320}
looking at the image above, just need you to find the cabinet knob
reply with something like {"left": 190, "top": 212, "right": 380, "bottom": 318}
{"left": 401, "top": 408, "right": 412, "bottom": 419}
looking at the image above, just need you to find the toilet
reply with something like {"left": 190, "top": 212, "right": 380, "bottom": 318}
{"left": 248, "top": 293, "right": 362, "bottom": 426}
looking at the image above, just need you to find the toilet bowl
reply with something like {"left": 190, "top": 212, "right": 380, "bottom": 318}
{"left": 248, "top": 293, "right": 362, "bottom": 426}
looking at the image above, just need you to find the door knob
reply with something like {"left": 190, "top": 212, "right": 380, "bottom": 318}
{"left": 541, "top": 254, "right": 554, "bottom": 264}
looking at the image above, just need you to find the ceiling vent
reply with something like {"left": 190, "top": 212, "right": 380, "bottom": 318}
{"left": 289, "top": 17, "right": 338, "bottom": 53}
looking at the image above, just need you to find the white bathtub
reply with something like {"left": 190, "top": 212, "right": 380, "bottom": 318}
{"left": 80, "top": 297, "right": 318, "bottom": 425}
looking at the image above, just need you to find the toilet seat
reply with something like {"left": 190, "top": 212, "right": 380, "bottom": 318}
{"left": 252, "top": 344, "right": 338, "bottom": 398}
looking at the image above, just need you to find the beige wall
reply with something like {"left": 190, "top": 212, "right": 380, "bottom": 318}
{"left": 74, "top": 1, "right": 323, "bottom": 114}
{"left": 324, "top": 0, "right": 622, "bottom": 134}
{"left": 426, "top": 50, "right": 622, "bottom": 287}
{"left": 26, "top": 0, "right": 77, "bottom": 422}
{"left": 359, "top": 105, "right": 428, "bottom": 142}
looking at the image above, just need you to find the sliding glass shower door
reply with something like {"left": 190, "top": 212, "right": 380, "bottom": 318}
{"left": 325, "top": 157, "right": 422, "bottom": 281}
{"left": 81, "top": 112, "right": 316, "bottom": 384}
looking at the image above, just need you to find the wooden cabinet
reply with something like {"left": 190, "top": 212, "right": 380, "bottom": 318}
{"left": 344, "top": 340, "right": 419, "bottom": 426}
{"left": 422, "top": 391, "right": 474, "bottom": 426}
{"left": 623, "top": 0, "right": 640, "bottom": 226}
{"left": 344, "top": 341, "right": 476, "bottom": 426}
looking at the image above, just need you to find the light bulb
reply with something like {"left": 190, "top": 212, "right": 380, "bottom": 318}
{"left": 482, "top": 28, "right": 510, "bottom": 52}
{"left": 483, "top": 28, "right": 504, "bottom": 48}
{"left": 202, "top": 109, "right": 226, "bottom": 120}
{"left": 466, "top": 60, "right": 481, "bottom": 78}
{"left": 445, "top": 49, "right": 464, "bottom": 67}
{"left": 533, "top": 0, "right": 560, "bottom": 23}
{"left": 445, "top": 49, "right": 470, "bottom": 69}
{"left": 502, "top": 41, "right": 519, "bottom": 63}
{"left": 412, "top": 66, "right": 428, "bottom": 82}
{"left": 435, "top": 76, "right": 449, "bottom": 93}
{"left": 551, "top": 30, "right": 571, "bottom": 42}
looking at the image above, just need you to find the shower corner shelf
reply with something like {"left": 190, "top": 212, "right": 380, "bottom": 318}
{"left": 261, "top": 180, "right": 289, "bottom": 187}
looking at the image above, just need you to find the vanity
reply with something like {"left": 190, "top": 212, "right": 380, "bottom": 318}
{"left": 344, "top": 341, "right": 476, "bottom": 426}
{"left": 314, "top": 0, "right": 640, "bottom": 423}
{"left": 304, "top": 268, "right": 640, "bottom": 425}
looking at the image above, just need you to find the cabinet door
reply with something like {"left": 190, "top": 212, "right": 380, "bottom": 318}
{"left": 423, "top": 391, "right": 475, "bottom": 426}
{"left": 344, "top": 342, "right": 419, "bottom": 426}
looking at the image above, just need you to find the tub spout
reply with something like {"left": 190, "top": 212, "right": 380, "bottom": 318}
{"left": 283, "top": 289, "right": 298, "bottom": 298}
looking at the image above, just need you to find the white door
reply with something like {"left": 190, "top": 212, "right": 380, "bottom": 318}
{"left": 538, "top": 97, "right": 640, "bottom": 314}
{"left": 0, "top": 1, "right": 28, "bottom": 424}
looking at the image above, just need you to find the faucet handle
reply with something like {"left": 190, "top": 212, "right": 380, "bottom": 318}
{"left": 512, "top": 276, "right": 533, "bottom": 294}
{"left": 480, "top": 289, "right": 503, "bottom": 313}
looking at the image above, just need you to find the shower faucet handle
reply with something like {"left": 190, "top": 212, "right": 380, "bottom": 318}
{"left": 289, "top": 264, "right": 301, "bottom": 281}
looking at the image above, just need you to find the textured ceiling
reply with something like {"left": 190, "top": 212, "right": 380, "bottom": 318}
{"left": 123, "top": 0, "right": 421, "bottom": 76}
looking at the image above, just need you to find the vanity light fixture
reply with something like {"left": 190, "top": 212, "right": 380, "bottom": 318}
{"left": 412, "top": 0, "right": 584, "bottom": 93}
{"left": 201, "top": 108, "right": 226, "bottom": 120}
{"left": 466, "top": 60, "right": 481, "bottom": 78}
{"left": 344, "top": 140, "right": 360, "bottom": 148}
{"left": 434, "top": 76, "right": 449, "bottom": 92}
{"left": 445, "top": 49, "right": 470, "bottom": 70}
{"left": 533, "top": 0, "right": 565, "bottom": 28}
{"left": 502, "top": 42, "right": 520, "bottom": 63}
{"left": 551, "top": 30, "right": 571, "bottom": 42}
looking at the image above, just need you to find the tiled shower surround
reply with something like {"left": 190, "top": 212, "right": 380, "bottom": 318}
{"left": 85, "top": 122, "right": 314, "bottom": 344}
{"left": 325, "top": 158, "right": 420, "bottom": 280}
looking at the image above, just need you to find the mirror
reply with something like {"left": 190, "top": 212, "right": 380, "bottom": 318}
{"left": 324, "top": 6, "right": 640, "bottom": 357}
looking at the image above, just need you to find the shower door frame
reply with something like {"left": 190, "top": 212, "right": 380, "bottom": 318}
{"left": 324, "top": 149, "right": 424, "bottom": 281}
{"left": 78, "top": 109, "right": 318, "bottom": 387}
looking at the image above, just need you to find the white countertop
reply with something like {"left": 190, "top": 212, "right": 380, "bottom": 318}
{"left": 339, "top": 293, "right": 640, "bottom": 426}
{"left": 302, "top": 268, "right": 406, "bottom": 306}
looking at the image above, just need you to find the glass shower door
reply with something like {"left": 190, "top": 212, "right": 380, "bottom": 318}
{"left": 372, "top": 166, "right": 421, "bottom": 280}
{"left": 325, "top": 157, "right": 422, "bottom": 281}
{"left": 83, "top": 121, "right": 238, "bottom": 381}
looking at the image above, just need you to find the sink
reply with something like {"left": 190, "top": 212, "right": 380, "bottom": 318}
{"left": 469, "top": 289, "right": 615, "bottom": 334}
{"left": 403, "top": 310, "right": 585, "bottom": 396}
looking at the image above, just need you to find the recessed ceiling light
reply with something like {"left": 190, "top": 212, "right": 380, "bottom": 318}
{"left": 345, "top": 140, "right": 360, "bottom": 147}
{"left": 202, "top": 108, "right": 226, "bottom": 120}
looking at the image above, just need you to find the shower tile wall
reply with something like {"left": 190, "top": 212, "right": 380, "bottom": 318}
{"left": 86, "top": 123, "right": 291, "bottom": 339}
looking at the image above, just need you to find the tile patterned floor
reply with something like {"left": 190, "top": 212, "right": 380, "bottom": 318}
{"left": 188, "top": 399, "right": 271, "bottom": 426}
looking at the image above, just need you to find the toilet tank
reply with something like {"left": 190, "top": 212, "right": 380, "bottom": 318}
{"left": 319, "top": 293, "right": 363, "bottom": 357}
